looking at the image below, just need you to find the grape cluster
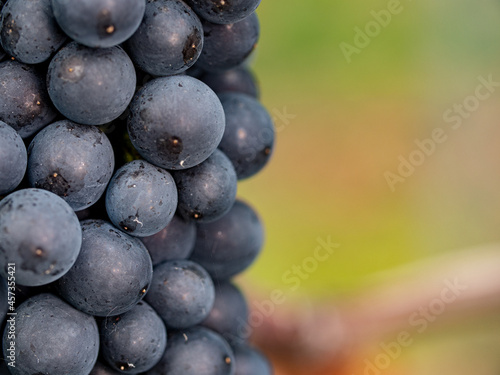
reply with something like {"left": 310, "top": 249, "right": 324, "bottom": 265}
{"left": 0, "top": 0, "right": 274, "bottom": 374}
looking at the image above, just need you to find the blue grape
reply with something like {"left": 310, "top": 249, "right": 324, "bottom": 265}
{"left": 172, "top": 149, "right": 237, "bottom": 222}
{"left": 0, "top": 0, "right": 67, "bottom": 64}
{"left": 140, "top": 214, "right": 197, "bottom": 265}
{"left": 127, "top": 75, "right": 225, "bottom": 170}
{"left": 218, "top": 92, "right": 274, "bottom": 179}
{"left": 197, "top": 13, "right": 259, "bottom": 72}
{"left": 185, "top": 0, "right": 261, "bottom": 24}
{"left": 125, "top": 0, "right": 203, "bottom": 76}
{"left": 0, "top": 60, "right": 57, "bottom": 138}
{"left": 200, "top": 66, "right": 259, "bottom": 98}
{"left": 100, "top": 301, "right": 167, "bottom": 374}
{"left": 145, "top": 260, "right": 215, "bottom": 329}
{"left": 0, "top": 189, "right": 82, "bottom": 286}
{"left": 190, "top": 199, "right": 264, "bottom": 280}
{"left": 28, "top": 120, "right": 115, "bottom": 211}
{"left": 47, "top": 42, "right": 136, "bottom": 125}
{"left": 51, "top": 0, "right": 146, "bottom": 48}
{"left": 56, "top": 220, "right": 153, "bottom": 316}
{"left": 232, "top": 343, "right": 273, "bottom": 375}
{"left": 0, "top": 120, "right": 26, "bottom": 195}
{"left": 105, "top": 160, "right": 178, "bottom": 237}
{"left": 201, "top": 281, "right": 249, "bottom": 344}
{"left": 2, "top": 293, "right": 99, "bottom": 375}
{"left": 148, "top": 326, "right": 235, "bottom": 375}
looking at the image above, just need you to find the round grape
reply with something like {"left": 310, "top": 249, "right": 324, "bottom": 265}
{"left": 28, "top": 120, "right": 115, "bottom": 211}
{"left": 145, "top": 260, "right": 215, "bottom": 329}
{"left": 105, "top": 160, "right": 178, "bottom": 237}
{"left": 0, "top": 60, "right": 57, "bottom": 138}
{"left": 2, "top": 293, "right": 99, "bottom": 375}
{"left": 172, "top": 149, "right": 237, "bottom": 223}
{"left": 0, "top": 0, "right": 67, "bottom": 64}
{"left": 190, "top": 199, "right": 264, "bottom": 280}
{"left": 51, "top": 0, "right": 146, "bottom": 48}
{"left": 56, "top": 220, "right": 153, "bottom": 316}
{"left": 148, "top": 327, "right": 234, "bottom": 375}
{"left": 125, "top": 0, "right": 203, "bottom": 76}
{"left": 0, "top": 189, "right": 82, "bottom": 286}
{"left": 47, "top": 42, "right": 136, "bottom": 125}
{"left": 127, "top": 75, "right": 225, "bottom": 170}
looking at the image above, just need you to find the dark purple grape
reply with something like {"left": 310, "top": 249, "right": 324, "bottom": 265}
{"left": 200, "top": 66, "right": 259, "bottom": 98}
{"left": 56, "top": 220, "right": 153, "bottom": 316}
{"left": 148, "top": 327, "right": 234, "bottom": 375}
{"left": 2, "top": 293, "right": 99, "bottom": 375}
{"left": 28, "top": 120, "right": 115, "bottom": 211}
{"left": 190, "top": 199, "right": 264, "bottom": 280}
{"left": 0, "top": 0, "right": 67, "bottom": 64}
{"left": 145, "top": 260, "right": 215, "bottom": 329}
{"left": 0, "top": 189, "right": 82, "bottom": 286}
{"left": 51, "top": 0, "right": 146, "bottom": 48}
{"left": 127, "top": 75, "right": 225, "bottom": 170}
{"left": 100, "top": 301, "right": 167, "bottom": 374}
{"left": 197, "top": 13, "right": 259, "bottom": 72}
{"left": 47, "top": 42, "right": 136, "bottom": 125}
{"left": 0, "top": 60, "right": 57, "bottom": 138}
{"left": 125, "top": 0, "right": 203, "bottom": 76}
{"left": 105, "top": 160, "right": 178, "bottom": 237}
{"left": 172, "top": 149, "right": 237, "bottom": 223}
{"left": 201, "top": 281, "right": 249, "bottom": 344}
{"left": 217, "top": 92, "right": 274, "bottom": 179}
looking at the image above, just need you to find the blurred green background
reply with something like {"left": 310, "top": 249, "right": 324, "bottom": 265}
{"left": 238, "top": 0, "right": 500, "bottom": 373}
